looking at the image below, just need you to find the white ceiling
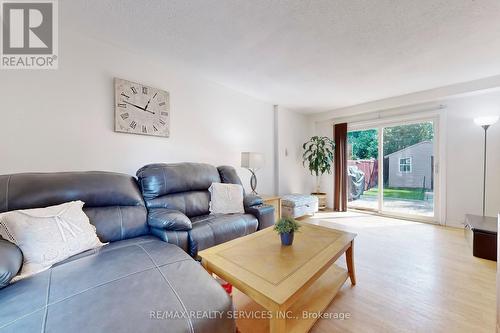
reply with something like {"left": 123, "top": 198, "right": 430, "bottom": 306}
{"left": 63, "top": 0, "right": 500, "bottom": 113}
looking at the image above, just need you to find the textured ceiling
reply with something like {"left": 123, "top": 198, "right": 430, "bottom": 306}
{"left": 63, "top": 0, "right": 500, "bottom": 113}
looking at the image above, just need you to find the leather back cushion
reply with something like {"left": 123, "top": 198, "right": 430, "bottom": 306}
{"left": 0, "top": 172, "right": 148, "bottom": 242}
{"left": 137, "top": 163, "right": 221, "bottom": 199}
{"left": 146, "top": 191, "right": 211, "bottom": 217}
{"left": 217, "top": 166, "right": 243, "bottom": 186}
{"left": 137, "top": 163, "right": 221, "bottom": 217}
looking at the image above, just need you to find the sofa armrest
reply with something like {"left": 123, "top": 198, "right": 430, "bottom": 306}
{"left": 0, "top": 238, "right": 23, "bottom": 288}
{"left": 150, "top": 228, "right": 189, "bottom": 252}
{"left": 244, "top": 194, "right": 263, "bottom": 208}
{"left": 245, "top": 204, "right": 275, "bottom": 230}
{"left": 148, "top": 208, "right": 192, "bottom": 231}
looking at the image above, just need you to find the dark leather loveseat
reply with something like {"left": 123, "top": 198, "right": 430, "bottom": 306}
{"left": 0, "top": 164, "right": 273, "bottom": 333}
{"left": 136, "top": 163, "right": 275, "bottom": 257}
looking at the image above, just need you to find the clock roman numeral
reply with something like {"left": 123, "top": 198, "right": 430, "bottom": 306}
{"left": 117, "top": 103, "right": 126, "bottom": 108}
{"left": 153, "top": 92, "right": 157, "bottom": 99}
{"left": 159, "top": 101, "right": 166, "bottom": 106}
{"left": 161, "top": 111, "right": 168, "bottom": 116}
{"left": 121, "top": 93, "right": 130, "bottom": 99}
{"left": 142, "top": 87, "right": 148, "bottom": 95}
{"left": 152, "top": 125, "right": 158, "bottom": 132}
{"left": 131, "top": 87, "right": 137, "bottom": 94}
{"left": 120, "top": 113, "right": 129, "bottom": 120}
{"left": 159, "top": 119, "right": 166, "bottom": 126}
{"left": 142, "top": 125, "right": 147, "bottom": 133}
{"left": 130, "top": 121, "right": 137, "bottom": 129}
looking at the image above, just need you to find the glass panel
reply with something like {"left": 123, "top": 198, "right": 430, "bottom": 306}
{"left": 382, "top": 122, "right": 435, "bottom": 217}
{"left": 347, "top": 128, "right": 379, "bottom": 211}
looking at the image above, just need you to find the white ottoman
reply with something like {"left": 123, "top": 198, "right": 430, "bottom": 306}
{"left": 281, "top": 194, "right": 319, "bottom": 218}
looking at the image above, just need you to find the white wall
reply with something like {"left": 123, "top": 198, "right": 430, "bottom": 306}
{"left": 445, "top": 92, "right": 500, "bottom": 226}
{"left": 276, "top": 107, "right": 314, "bottom": 195}
{"left": 312, "top": 91, "right": 500, "bottom": 227}
{"left": 0, "top": 29, "right": 275, "bottom": 194}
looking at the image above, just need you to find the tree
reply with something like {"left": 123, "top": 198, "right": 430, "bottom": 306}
{"left": 347, "top": 123, "right": 434, "bottom": 159}
{"left": 383, "top": 123, "right": 433, "bottom": 156}
{"left": 348, "top": 129, "right": 378, "bottom": 160}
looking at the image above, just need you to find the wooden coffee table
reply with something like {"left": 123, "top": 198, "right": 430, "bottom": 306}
{"left": 199, "top": 223, "right": 357, "bottom": 333}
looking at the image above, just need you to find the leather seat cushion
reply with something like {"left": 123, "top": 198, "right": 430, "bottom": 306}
{"left": 0, "top": 236, "right": 234, "bottom": 333}
{"left": 189, "top": 214, "right": 258, "bottom": 253}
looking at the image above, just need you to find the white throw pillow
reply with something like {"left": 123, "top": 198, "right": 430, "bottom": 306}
{"left": 0, "top": 201, "right": 105, "bottom": 282}
{"left": 209, "top": 183, "right": 245, "bottom": 214}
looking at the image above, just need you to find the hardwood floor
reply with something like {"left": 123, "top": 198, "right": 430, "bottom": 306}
{"left": 232, "top": 211, "right": 496, "bottom": 333}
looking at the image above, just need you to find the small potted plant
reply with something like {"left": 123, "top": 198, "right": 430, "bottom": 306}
{"left": 274, "top": 217, "right": 301, "bottom": 246}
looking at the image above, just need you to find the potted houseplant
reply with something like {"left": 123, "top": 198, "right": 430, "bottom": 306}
{"left": 302, "top": 136, "right": 335, "bottom": 210}
{"left": 274, "top": 217, "right": 301, "bottom": 246}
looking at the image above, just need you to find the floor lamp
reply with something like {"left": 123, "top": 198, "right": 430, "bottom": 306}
{"left": 474, "top": 116, "right": 499, "bottom": 217}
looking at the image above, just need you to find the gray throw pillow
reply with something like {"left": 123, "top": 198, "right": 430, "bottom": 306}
{"left": 209, "top": 183, "right": 245, "bottom": 214}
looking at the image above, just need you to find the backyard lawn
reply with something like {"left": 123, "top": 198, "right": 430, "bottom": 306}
{"left": 363, "top": 187, "right": 425, "bottom": 201}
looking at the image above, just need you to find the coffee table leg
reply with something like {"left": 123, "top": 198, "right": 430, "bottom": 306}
{"left": 346, "top": 241, "right": 356, "bottom": 285}
{"left": 270, "top": 313, "right": 286, "bottom": 333}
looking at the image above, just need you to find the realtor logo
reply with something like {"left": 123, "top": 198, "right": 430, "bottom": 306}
{"left": 1, "top": 0, "right": 58, "bottom": 69}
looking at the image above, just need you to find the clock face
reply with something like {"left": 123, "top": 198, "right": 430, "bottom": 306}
{"left": 114, "top": 78, "right": 170, "bottom": 137}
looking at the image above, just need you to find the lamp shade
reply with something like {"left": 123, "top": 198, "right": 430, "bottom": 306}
{"left": 241, "top": 152, "right": 264, "bottom": 169}
{"left": 474, "top": 116, "right": 499, "bottom": 127}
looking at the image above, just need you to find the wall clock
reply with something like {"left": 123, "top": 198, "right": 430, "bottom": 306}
{"left": 114, "top": 78, "right": 170, "bottom": 137}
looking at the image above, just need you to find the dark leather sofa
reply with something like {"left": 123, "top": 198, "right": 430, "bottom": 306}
{"left": 136, "top": 163, "right": 275, "bottom": 257}
{"left": 0, "top": 164, "right": 274, "bottom": 333}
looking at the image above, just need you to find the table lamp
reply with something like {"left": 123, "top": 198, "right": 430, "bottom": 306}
{"left": 241, "top": 152, "right": 264, "bottom": 194}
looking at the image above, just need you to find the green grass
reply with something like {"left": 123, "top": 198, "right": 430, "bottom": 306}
{"left": 363, "top": 187, "right": 425, "bottom": 201}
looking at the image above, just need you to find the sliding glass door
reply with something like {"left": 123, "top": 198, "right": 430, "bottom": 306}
{"left": 381, "top": 122, "right": 435, "bottom": 217}
{"left": 347, "top": 119, "right": 438, "bottom": 221}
